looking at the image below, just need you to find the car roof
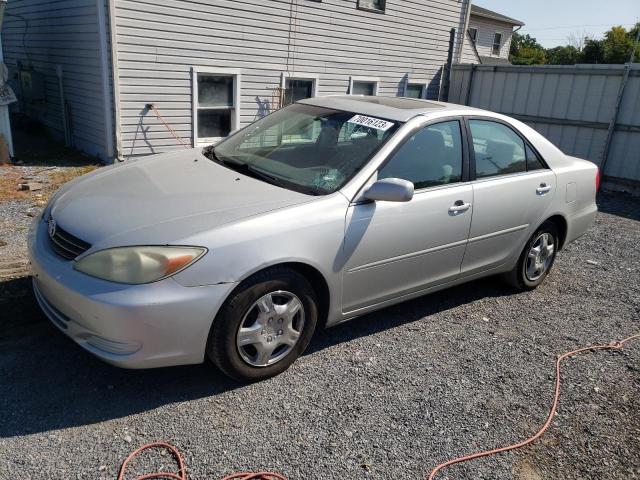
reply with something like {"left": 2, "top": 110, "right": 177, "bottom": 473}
{"left": 298, "top": 95, "right": 484, "bottom": 122}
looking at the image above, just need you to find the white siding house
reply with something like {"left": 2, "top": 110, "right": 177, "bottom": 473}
{"left": 461, "top": 5, "right": 523, "bottom": 65}
{"left": 2, "top": 0, "right": 476, "bottom": 161}
{"left": 2, "top": 0, "right": 114, "bottom": 158}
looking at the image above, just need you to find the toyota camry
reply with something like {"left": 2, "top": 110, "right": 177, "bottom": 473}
{"left": 29, "top": 96, "right": 598, "bottom": 381}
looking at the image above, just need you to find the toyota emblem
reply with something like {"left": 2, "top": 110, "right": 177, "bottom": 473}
{"left": 48, "top": 218, "right": 57, "bottom": 239}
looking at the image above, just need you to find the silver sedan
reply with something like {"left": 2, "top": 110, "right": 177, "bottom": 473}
{"left": 29, "top": 96, "right": 598, "bottom": 381}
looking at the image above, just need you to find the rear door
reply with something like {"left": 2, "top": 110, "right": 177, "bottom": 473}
{"left": 461, "top": 117, "right": 556, "bottom": 275}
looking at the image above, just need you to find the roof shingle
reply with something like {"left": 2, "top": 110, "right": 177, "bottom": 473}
{"left": 470, "top": 5, "right": 524, "bottom": 27}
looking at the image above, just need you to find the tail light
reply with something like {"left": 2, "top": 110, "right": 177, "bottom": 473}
{"left": 595, "top": 167, "right": 601, "bottom": 192}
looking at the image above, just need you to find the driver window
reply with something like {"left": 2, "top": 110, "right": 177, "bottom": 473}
{"left": 378, "top": 120, "right": 463, "bottom": 189}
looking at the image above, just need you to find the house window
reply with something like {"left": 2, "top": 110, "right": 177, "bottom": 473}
{"left": 192, "top": 67, "right": 241, "bottom": 145}
{"left": 353, "top": 81, "right": 376, "bottom": 96}
{"left": 350, "top": 77, "right": 379, "bottom": 96}
{"left": 283, "top": 80, "right": 313, "bottom": 106}
{"left": 281, "top": 74, "right": 318, "bottom": 107}
{"left": 405, "top": 83, "right": 425, "bottom": 99}
{"left": 492, "top": 32, "right": 503, "bottom": 55}
{"left": 468, "top": 27, "right": 478, "bottom": 44}
{"left": 358, "top": 0, "right": 385, "bottom": 12}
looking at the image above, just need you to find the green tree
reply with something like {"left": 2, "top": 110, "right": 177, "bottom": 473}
{"left": 510, "top": 33, "right": 544, "bottom": 55}
{"left": 546, "top": 45, "right": 580, "bottom": 65}
{"left": 627, "top": 22, "right": 640, "bottom": 62}
{"left": 602, "top": 25, "right": 634, "bottom": 63}
{"left": 510, "top": 32, "right": 547, "bottom": 65}
{"left": 580, "top": 39, "right": 605, "bottom": 63}
{"left": 512, "top": 47, "right": 547, "bottom": 65}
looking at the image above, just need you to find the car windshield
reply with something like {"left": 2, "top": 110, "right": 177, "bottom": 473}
{"left": 205, "top": 103, "right": 400, "bottom": 195}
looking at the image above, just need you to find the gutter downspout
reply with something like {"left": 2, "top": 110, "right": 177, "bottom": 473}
{"left": 96, "top": 0, "right": 115, "bottom": 161}
{"left": 507, "top": 25, "right": 523, "bottom": 62}
{"left": 106, "top": 0, "right": 123, "bottom": 161}
{"left": 455, "top": 0, "right": 473, "bottom": 64}
{"left": 56, "top": 65, "right": 71, "bottom": 146}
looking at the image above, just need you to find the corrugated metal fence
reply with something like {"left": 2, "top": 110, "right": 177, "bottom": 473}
{"left": 448, "top": 64, "right": 640, "bottom": 186}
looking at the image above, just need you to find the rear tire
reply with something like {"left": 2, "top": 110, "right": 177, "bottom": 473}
{"left": 504, "top": 221, "right": 559, "bottom": 291}
{"left": 207, "top": 267, "right": 318, "bottom": 382}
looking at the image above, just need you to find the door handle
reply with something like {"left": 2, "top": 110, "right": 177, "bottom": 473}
{"left": 448, "top": 200, "right": 472, "bottom": 215}
{"left": 536, "top": 183, "right": 552, "bottom": 195}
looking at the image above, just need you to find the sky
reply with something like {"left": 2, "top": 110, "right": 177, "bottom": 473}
{"left": 473, "top": 0, "right": 639, "bottom": 48}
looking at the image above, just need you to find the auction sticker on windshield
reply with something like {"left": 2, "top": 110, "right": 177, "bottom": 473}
{"left": 348, "top": 115, "right": 395, "bottom": 131}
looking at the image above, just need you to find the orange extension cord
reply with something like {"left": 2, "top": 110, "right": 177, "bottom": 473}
{"left": 117, "top": 441, "right": 287, "bottom": 480}
{"left": 427, "top": 332, "right": 640, "bottom": 479}
{"left": 147, "top": 105, "right": 190, "bottom": 149}
{"left": 117, "top": 333, "right": 639, "bottom": 480}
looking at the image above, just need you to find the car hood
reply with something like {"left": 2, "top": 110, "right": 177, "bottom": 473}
{"left": 50, "top": 149, "right": 314, "bottom": 249}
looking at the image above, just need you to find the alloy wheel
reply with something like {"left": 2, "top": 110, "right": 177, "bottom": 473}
{"left": 236, "top": 290, "right": 305, "bottom": 367}
{"left": 525, "top": 232, "right": 555, "bottom": 282}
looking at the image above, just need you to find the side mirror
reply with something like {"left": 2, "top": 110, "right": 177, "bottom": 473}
{"left": 363, "top": 178, "right": 414, "bottom": 202}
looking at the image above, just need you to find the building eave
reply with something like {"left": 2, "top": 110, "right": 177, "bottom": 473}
{"left": 470, "top": 5, "right": 524, "bottom": 27}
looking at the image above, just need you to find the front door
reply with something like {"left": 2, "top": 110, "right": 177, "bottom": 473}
{"left": 461, "top": 118, "right": 556, "bottom": 274}
{"left": 341, "top": 119, "right": 473, "bottom": 313}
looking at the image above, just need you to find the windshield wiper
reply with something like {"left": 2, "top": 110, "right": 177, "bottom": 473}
{"left": 243, "top": 164, "right": 287, "bottom": 188}
{"left": 207, "top": 148, "right": 323, "bottom": 196}
{"left": 206, "top": 147, "right": 237, "bottom": 167}
{"left": 209, "top": 151, "right": 286, "bottom": 188}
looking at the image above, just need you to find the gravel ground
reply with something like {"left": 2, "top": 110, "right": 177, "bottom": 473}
{"left": 0, "top": 198, "right": 35, "bottom": 279}
{"left": 0, "top": 192, "right": 638, "bottom": 480}
{"left": 0, "top": 164, "right": 97, "bottom": 280}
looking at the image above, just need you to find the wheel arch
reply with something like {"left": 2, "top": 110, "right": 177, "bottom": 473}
{"left": 544, "top": 214, "right": 568, "bottom": 250}
{"left": 219, "top": 261, "right": 332, "bottom": 330}
{"left": 279, "top": 262, "right": 331, "bottom": 329}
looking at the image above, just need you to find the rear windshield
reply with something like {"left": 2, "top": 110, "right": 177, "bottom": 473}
{"left": 205, "top": 103, "right": 400, "bottom": 195}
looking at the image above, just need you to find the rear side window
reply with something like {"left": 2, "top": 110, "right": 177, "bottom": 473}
{"left": 469, "top": 120, "right": 526, "bottom": 178}
{"left": 378, "top": 120, "right": 463, "bottom": 189}
{"left": 526, "top": 145, "right": 546, "bottom": 170}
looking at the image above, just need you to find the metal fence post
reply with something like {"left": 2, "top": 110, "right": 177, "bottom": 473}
{"left": 440, "top": 28, "right": 456, "bottom": 102}
{"left": 600, "top": 64, "right": 631, "bottom": 177}
{"left": 465, "top": 64, "right": 476, "bottom": 106}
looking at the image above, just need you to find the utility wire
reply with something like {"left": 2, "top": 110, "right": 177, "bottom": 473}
{"left": 524, "top": 22, "right": 636, "bottom": 31}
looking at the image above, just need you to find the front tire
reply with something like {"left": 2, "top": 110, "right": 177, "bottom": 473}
{"left": 505, "top": 221, "right": 559, "bottom": 291}
{"left": 207, "top": 267, "right": 318, "bottom": 382}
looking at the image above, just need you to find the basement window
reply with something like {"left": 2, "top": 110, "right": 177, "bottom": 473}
{"left": 358, "top": 0, "right": 385, "bottom": 13}
{"left": 492, "top": 32, "right": 503, "bottom": 55}
{"left": 405, "top": 83, "right": 426, "bottom": 99}
{"left": 350, "top": 77, "right": 379, "bottom": 96}
{"left": 281, "top": 75, "right": 318, "bottom": 106}
{"left": 192, "top": 67, "right": 241, "bottom": 145}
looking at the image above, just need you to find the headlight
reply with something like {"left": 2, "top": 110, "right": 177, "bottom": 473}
{"left": 74, "top": 246, "right": 206, "bottom": 284}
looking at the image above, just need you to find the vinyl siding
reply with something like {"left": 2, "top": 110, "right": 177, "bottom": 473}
{"left": 467, "top": 15, "right": 514, "bottom": 60}
{"left": 460, "top": 31, "right": 480, "bottom": 64}
{"left": 1, "top": 0, "right": 111, "bottom": 159}
{"left": 113, "top": 0, "right": 471, "bottom": 157}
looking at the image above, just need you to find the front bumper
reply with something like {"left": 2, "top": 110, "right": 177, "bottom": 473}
{"left": 28, "top": 218, "right": 236, "bottom": 368}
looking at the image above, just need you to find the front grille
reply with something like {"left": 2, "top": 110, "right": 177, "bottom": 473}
{"left": 49, "top": 224, "right": 92, "bottom": 260}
